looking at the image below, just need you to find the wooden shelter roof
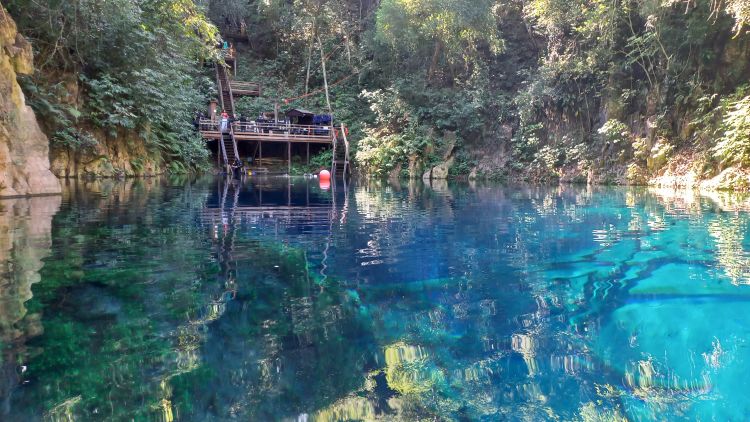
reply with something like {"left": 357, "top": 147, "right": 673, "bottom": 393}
{"left": 285, "top": 108, "right": 316, "bottom": 117}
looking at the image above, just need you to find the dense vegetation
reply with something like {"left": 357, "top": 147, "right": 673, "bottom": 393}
{"left": 209, "top": 0, "right": 750, "bottom": 185}
{"left": 4, "top": 0, "right": 220, "bottom": 173}
{"left": 6, "top": 0, "right": 750, "bottom": 184}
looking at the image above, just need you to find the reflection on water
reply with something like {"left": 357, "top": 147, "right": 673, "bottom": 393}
{"left": 4, "top": 178, "right": 750, "bottom": 420}
{"left": 0, "top": 195, "right": 60, "bottom": 416}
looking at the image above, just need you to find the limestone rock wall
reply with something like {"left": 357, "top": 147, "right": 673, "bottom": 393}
{"left": 422, "top": 131, "right": 456, "bottom": 181}
{"left": 50, "top": 127, "right": 164, "bottom": 178}
{"left": 0, "top": 6, "right": 60, "bottom": 197}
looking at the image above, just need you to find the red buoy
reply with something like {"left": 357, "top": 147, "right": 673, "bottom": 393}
{"left": 319, "top": 169, "right": 331, "bottom": 181}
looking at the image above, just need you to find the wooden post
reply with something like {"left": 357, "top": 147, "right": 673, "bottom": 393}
{"left": 274, "top": 102, "right": 279, "bottom": 122}
{"left": 287, "top": 141, "right": 291, "bottom": 175}
{"left": 306, "top": 143, "right": 310, "bottom": 165}
{"left": 259, "top": 141, "right": 262, "bottom": 167}
{"left": 340, "top": 123, "right": 350, "bottom": 177}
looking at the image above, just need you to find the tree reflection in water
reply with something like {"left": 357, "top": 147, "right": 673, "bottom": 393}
{"left": 3, "top": 179, "right": 750, "bottom": 420}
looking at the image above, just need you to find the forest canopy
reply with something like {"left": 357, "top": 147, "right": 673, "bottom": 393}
{"left": 5, "top": 0, "right": 220, "bottom": 171}
{"left": 6, "top": 0, "right": 750, "bottom": 181}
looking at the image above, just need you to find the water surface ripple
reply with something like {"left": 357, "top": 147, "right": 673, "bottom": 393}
{"left": 2, "top": 178, "right": 750, "bottom": 421}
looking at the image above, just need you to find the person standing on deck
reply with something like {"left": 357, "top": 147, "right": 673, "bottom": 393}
{"left": 193, "top": 110, "right": 202, "bottom": 131}
{"left": 239, "top": 114, "right": 247, "bottom": 132}
{"left": 220, "top": 111, "right": 229, "bottom": 133}
{"left": 198, "top": 111, "right": 206, "bottom": 130}
{"left": 231, "top": 158, "right": 243, "bottom": 179}
{"left": 230, "top": 114, "right": 238, "bottom": 132}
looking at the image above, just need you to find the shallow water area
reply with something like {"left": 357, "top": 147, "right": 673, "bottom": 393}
{"left": 2, "top": 177, "right": 750, "bottom": 420}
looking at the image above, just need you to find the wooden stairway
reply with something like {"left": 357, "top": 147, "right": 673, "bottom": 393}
{"left": 215, "top": 64, "right": 239, "bottom": 170}
{"left": 223, "top": 133, "right": 237, "bottom": 163}
{"left": 331, "top": 124, "right": 351, "bottom": 179}
{"left": 217, "top": 65, "right": 235, "bottom": 116}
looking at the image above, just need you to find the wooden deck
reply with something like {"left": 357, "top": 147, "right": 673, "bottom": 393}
{"left": 199, "top": 119, "right": 334, "bottom": 144}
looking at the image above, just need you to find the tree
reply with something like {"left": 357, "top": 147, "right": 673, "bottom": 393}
{"left": 5, "top": 0, "right": 219, "bottom": 170}
{"left": 375, "top": 0, "right": 503, "bottom": 83}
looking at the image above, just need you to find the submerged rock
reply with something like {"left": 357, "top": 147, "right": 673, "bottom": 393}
{"left": 64, "top": 284, "right": 124, "bottom": 320}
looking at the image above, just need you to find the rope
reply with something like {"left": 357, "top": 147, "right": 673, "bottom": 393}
{"left": 282, "top": 70, "right": 359, "bottom": 104}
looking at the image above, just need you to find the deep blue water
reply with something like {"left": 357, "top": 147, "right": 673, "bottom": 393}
{"left": 2, "top": 177, "right": 750, "bottom": 421}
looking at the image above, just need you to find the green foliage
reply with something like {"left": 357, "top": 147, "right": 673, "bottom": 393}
{"left": 714, "top": 92, "right": 750, "bottom": 167}
{"left": 690, "top": 86, "right": 750, "bottom": 170}
{"left": 720, "top": 0, "right": 750, "bottom": 34}
{"left": 290, "top": 148, "right": 334, "bottom": 174}
{"left": 648, "top": 140, "right": 674, "bottom": 171}
{"left": 6, "top": 0, "right": 219, "bottom": 170}
{"left": 355, "top": 86, "right": 438, "bottom": 176}
{"left": 598, "top": 119, "right": 630, "bottom": 145}
{"left": 448, "top": 143, "right": 477, "bottom": 176}
{"left": 10, "top": 0, "right": 750, "bottom": 179}
{"left": 375, "top": 0, "right": 503, "bottom": 70}
{"left": 510, "top": 122, "right": 544, "bottom": 166}
{"left": 362, "top": 87, "right": 415, "bottom": 133}
{"left": 202, "top": 1, "right": 503, "bottom": 178}
{"left": 357, "top": 128, "right": 432, "bottom": 177}
{"left": 310, "top": 148, "right": 334, "bottom": 169}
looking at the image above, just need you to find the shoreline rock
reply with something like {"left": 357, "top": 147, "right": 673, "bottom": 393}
{"left": 0, "top": 6, "right": 60, "bottom": 197}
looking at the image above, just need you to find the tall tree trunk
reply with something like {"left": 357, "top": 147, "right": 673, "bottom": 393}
{"left": 345, "top": 33, "right": 352, "bottom": 65}
{"left": 305, "top": 19, "right": 317, "bottom": 95}
{"left": 318, "top": 35, "right": 333, "bottom": 114}
{"left": 428, "top": 40, "right": 442, "bottom": 83}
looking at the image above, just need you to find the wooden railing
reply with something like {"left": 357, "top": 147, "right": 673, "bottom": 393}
{"left": 199, "top": 119, "right": 335, "bottom": 143}
{"left": 221, "top": 48, "right": 235, "bottom": 61}
{"left": 229, "top": 81, "right": 261, "bottom": 96}
{"left": 233, "top": 121, "right": 331, "bottom": 135}
{"left": 234, "top": 122, "right": 334, "bottom": 142}
{"left": 223, "top": 73, "right": 240, "bottom": 160}
{"left": 199, "top": 118, "right": 221, "bottom": 133}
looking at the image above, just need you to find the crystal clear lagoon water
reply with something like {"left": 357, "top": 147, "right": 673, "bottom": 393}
{"left": 2, "top": 176, "right": 750, "bottom": 421}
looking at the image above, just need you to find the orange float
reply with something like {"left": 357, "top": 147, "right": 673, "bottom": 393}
{"left": 319, "top": 169, "right": 331, "bottom": 190}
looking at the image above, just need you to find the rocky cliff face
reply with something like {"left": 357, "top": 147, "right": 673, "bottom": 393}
{"left": 0, "top": 7, "right": 60, "bottom": 197}
{"left": 50, "top": 127, "right": 164, "bottom": 178}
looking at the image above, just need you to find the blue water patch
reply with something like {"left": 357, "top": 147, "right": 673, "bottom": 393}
{"left": 3, "top": 178, "right": 750, "bottom": 420}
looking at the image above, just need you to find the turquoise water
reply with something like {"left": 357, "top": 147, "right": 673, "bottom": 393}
{"left": 2, "top": 178, "right": 750, "bottom": 420}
